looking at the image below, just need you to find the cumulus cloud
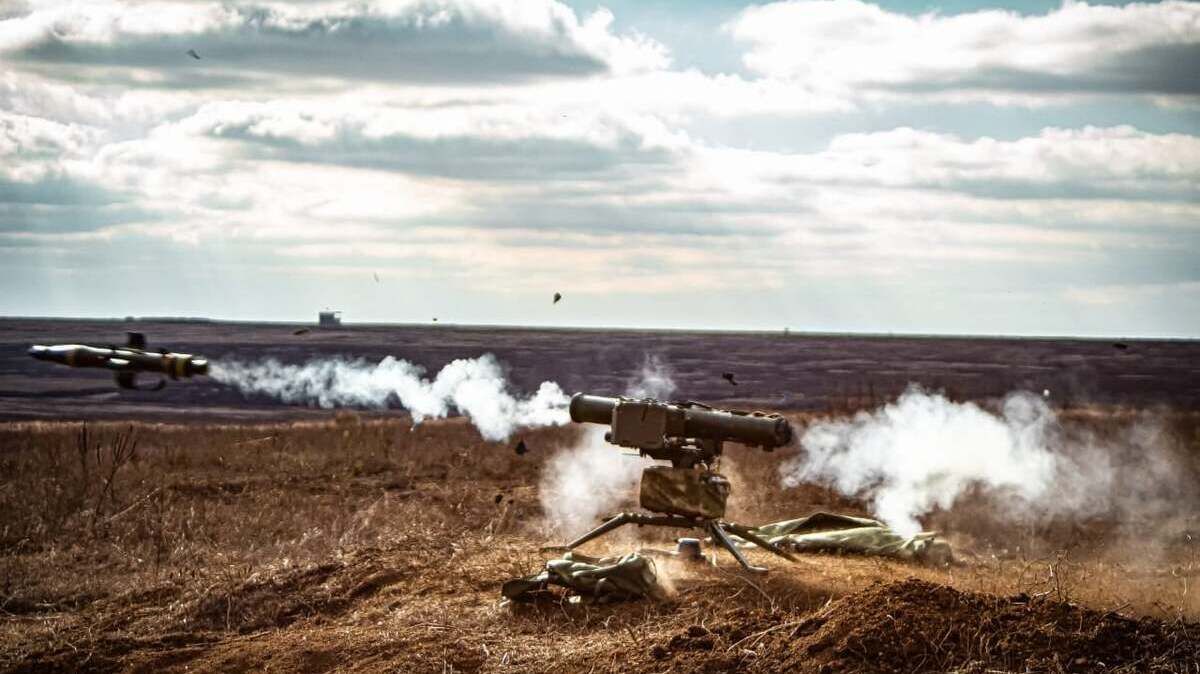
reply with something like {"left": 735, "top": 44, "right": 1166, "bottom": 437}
{"left": 0, "top": 70, "right": 213, "bottom": 131}
{"left": 0, "top": 109, "right": 133, "bottom": 221}
{"left": 729, "top": 0, "right": 1200, "bottom": 103}
{"left": 151, "top": 96, "right": 1200, "bottom": 215}
{"left": 0, "top": 0, "right": 668, "bottom": 86}
{"left": 707, "top": 126, "right": 1200, "bottom": 201}
{"left": 13, "top": 90, "right": 1195, "bottom": 290}
{"left": 1, "top": 109, "right": 98, "bottom": 162}
{"left": 166, "top": 99, "right": 687, "bottom": 180}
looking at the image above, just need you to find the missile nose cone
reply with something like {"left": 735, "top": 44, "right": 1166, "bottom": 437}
{"left": 28, "top": 345, "right": 48, "bottom": 360}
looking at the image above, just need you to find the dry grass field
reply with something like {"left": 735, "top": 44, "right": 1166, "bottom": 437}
{"left": 1, "top": 409, "right": 1198, "bottom": 673}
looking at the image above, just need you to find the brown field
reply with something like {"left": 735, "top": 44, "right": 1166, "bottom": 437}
{"left": 2, "top": 410, "right": 1198, "bottom": 673}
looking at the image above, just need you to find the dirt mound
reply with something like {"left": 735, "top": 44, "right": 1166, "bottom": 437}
{"left": 651, "top": 579, "right": 1200, "bottom": 673}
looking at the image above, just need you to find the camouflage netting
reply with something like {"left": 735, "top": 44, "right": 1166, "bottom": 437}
{"left": 501, "top": 552, "right": 664, "bottom": 603}
{"left": 739, "top": 512, "right": 953, "bottom": 565}
{"left": 505, "top": 513, "right": 951, "bottom": 603}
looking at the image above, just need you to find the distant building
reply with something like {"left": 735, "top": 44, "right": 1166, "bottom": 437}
{"left": 318, "top": 310, "right": 342, "bottom": 327}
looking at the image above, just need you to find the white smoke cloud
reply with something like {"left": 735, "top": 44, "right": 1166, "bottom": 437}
{"left": 625, "top": 352, "right": 676, "bottom": 399}
{"left": 210, "top": 353, "right": 568, "bottom": 441}
{"left": 540, "top": 426, "right": 652, "bottom": 538}
{"left": 539, "top": 354, "right": 677, "bottom": 537}
{"left": 782, "top": 386, "right": 1194, "bottom": 536}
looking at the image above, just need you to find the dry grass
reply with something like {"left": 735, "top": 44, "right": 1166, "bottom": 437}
{"left": 0, "top": 409, "right": 1197, "bottom": 673}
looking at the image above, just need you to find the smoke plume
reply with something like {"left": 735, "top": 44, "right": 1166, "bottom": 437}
{"left": 210, "top": 354, "right": 568, "bottom": 441}
{"left": 625, "top": 353, "right": 676, "bottom": 399}
{"left": 540, "top": 354, "right": 676, "bottom": 537}
{"left": 783, "top": 386, "right": 1194, "bottom": 536}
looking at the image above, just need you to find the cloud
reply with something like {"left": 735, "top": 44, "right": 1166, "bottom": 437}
{"left": 729, "top": 0, "right": 1200, "bottom": 104}
{"left": 0, "top": 0, "right": 668, "bottom": 87}
{"left": 2, "top": 1, "right": 1197, "bottom": 338}
{"left": 537, "top": 68, "right": 854, "bottom": 117}
{"left": 50, "top": 94, "right": 1195, "bottom": 281}
{"left": 166, "top": 99, "right": 685, "bottom": 181}
{"left": 0, "top": 202, "right": 158, "bottom": 234}
{"left": 1, "top": 108, "right": 97, "bottom": 157}
{"left": 153, "top": 96, "right": 1200, "bottom": 221}
{"left": 0, "top": 110, "right": 124, "bottom": 206}
{"left": 698, "top": 126, "right": 1200, "bottom": 202}
{"left": 0, "top": 110, "right": 158, "bottom": 234}
{"left": 1064, "top": 280, "right": 1200, "bottom": 306}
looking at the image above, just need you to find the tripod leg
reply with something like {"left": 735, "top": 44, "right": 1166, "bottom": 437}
{"left": 708, "top": 521, "right": 768, "bottom": 574}
{"left": 541, "top": 512, "right": 635, "bottom": 552}
{"left": 722, "top": 522, "right": 798, "bottom": 563}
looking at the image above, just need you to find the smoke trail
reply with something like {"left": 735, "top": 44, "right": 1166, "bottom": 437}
{"left": 782, "top": 385, "right": 1195, "bottom": 536}
{"left": 210, "top": 354, "right": 568, "bottom": 441}
{"left": 540, "top": 354, "right": 676, "bottom": 537}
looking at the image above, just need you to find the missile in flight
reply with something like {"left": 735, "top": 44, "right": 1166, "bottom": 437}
{"left": 28, "top": 332, "right": 209, "bottom": 390}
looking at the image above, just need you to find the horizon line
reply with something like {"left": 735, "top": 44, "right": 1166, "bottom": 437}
{"left": 2, "top": 314, "right": 1197, "bottom": 344}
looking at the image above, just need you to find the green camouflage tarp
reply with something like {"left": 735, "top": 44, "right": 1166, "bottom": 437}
{"left": 505, "top": 513, "right": 951, "bottom": 602}
{"left": 502, "top": 551, "right": 664, "bottom": 602}
{"left": 739, "top": 512, "right": 953, "bottom": 564}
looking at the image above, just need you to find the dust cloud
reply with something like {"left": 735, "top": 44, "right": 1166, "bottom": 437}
{"left": 783, "top": 385, "right": 1195, "bottom": 536}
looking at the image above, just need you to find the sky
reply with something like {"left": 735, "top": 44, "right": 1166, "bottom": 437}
{"left": 0, "top": 0, "right": 1197, "bottom": 337}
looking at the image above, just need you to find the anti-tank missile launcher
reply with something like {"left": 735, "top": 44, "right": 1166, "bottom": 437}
{"left": 548, "top": 393, "right": 798, "bottom": 573}
{"left": 569, "top": 393, "right": 792, "bottom": 467}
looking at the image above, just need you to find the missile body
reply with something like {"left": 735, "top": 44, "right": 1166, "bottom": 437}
{"left": 28, "top": 332, "right": 208, "bottom": 390}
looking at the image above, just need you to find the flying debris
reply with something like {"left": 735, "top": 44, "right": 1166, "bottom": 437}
{"left": 1113, "top": 342, "right": 1129, "bottom": 350}
{"left": 494, "top": 493, "right": 504, "bottom": 505}
{"left": 553, "top": 292, "right": 562, "bottom": 304}
{"left": 373, "top": 273, "right": 380, "bottom": 283}
{"left": 186, "top": 49, "right": 201, "bottom": 60}
{"left": 28, "top": 332, "right": 209, "bottom": 390}
{"left": 514, "top": 438, "right": 528, "bottom": 455}
{"left": 292, "top": 328, "right": 311, "bottom": 336}
{"left": 721, "top": 372, "right": 738, "bottom": 386}
{"left": 432, "top": 317, "right": 438, "bottom": 322}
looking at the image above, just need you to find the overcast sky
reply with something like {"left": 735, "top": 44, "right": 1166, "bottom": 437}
{"left": 1, "top": 0, "right": 1197, "bottom": 337}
